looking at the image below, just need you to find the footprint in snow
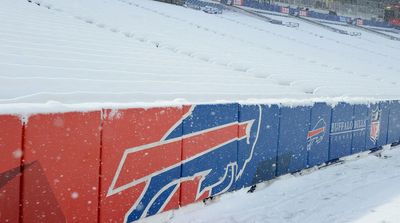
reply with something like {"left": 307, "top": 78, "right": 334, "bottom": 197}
{"left": 84, "top": 19, "right": 94, "bottom": 24}
{"left": 96, "top": 23, "right": 106, "bottom": 28}
{"left": 166, "top": 46, "right": 178, "bottom": 52}
{"left": 303, "top": 89, "right": 315, "bottom": 95}
{"left": 110, "top": 28, "right": 119, "bottom": 33}
{"left": 199, "top": 56, "right": 210, "bottom": 62}
{"left": 123, "top": 32, "right": 134, "bottom": 38}
{"left": 181, "top": 51, "right": 193, "bottom": 57}
{"left": 136, "top": 37, "right": 147, "bottom": 43}
{"left": 278, "top": 81, "right": 292, "bottom": 86}
{"left": 253, "top": 74, "right": 269, "bottom": 79}
{"left": 233, "top": 67, "right": 249, "bottom": 73}
{"left": 216, "top": 61, "right": 228, "bottom": 66}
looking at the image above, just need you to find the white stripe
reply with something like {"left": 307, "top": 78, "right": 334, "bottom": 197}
{"left": 160, "top": 105, "right": 195, "bottom": 141}
{"left": 330, "top": 128, "right": 365, "bottom": 136}
{"left": 236, "top": 105, "right": 261, "bottom": 180}
{"left": 107, "top": 121, "right": 250, "bottom": 197}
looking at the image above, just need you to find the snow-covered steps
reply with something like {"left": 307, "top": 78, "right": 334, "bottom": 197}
{"left": 1, "top": 0, "right": 400, "bottom": 108}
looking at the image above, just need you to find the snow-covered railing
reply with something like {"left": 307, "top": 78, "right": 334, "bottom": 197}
{"left": 185, "top": 0, "right": 225, "bottom": 11}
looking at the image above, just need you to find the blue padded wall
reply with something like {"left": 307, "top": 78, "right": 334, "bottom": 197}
{"left": 377, "top": 101, "right": 390, "bottom": 147}
{"left": 277, "top": 106, "right": 311, "bottom": 175}
{"left": 352, "top": 104, "right": 368, "bottom": 154}
{"left": 307, "top": 102, "right": 331, "bottom": 167}
{"left": 329, "top": 103, "right": 354, "bottom": 160}
{"left": 388, "top": 100, "right": 400, "bottom": 144}
{"left": 236, "top": 104, "right": 280, "bottom": 189}
{"left": 181, "top": 104, "right": 239, "bottom": 195}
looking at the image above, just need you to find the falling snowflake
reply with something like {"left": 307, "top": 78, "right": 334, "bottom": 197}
{"left": 12, "top": 149, "right": 23, "bottom": 159}
{"left": 71, "top": 192, "right": 79, "bottom": 199}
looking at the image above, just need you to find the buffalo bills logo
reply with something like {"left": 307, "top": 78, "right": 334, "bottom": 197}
{"left": 307, "top": 119, "right": 326, "bottom": 151}
{"left": 370, "top": 108, "right": 381, "bottom": 143}
{"left": 107, "top": 105, "right": 263, "bottom": 222}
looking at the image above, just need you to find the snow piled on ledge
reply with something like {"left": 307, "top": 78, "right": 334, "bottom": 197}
{"left": 0, "top": 96, "right": 397, "bottom": 116}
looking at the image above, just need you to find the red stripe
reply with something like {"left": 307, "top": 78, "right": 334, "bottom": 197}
{"left": 183, "top": 122, "right": 248, "bottom": 160}
{"left": 115, "top": 140, "right": 181, "bottom": 188}
{"left": 115, "top": 122, "right": 249, "bottom": 188}
{"left": 307, "top": 127, "right": 325, "bottom": 138}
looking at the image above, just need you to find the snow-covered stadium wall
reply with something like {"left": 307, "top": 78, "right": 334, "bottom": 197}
{"left": 1, "top": 101, "right": 400, "bottom": 222}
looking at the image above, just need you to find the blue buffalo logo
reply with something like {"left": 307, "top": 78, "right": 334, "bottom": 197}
{"left": 107, "top": 105, "right": 263, "bottom": 222}
{"left": 307, "top": 119, "right": 326, "bottom": 151}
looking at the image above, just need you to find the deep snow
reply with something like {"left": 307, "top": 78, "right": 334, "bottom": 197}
{"left": 141, "top": 146, "right": 400, "bottom": 223}
{"left": 0, "top": 0, "right": 400, "bottom": 114}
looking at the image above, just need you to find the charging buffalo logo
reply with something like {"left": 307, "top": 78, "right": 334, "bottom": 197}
{"left": 307, "top": 119, "right": 326, "bottom": 150}
{"left": 107, "top": 105, "right": 263, "bottom": 222}
{"left": 370, "top": 108, "right": 381, "bottom": 143}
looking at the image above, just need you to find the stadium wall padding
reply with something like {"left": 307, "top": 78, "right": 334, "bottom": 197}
{"left": 23, "top": 112, "right": 101, "bottom": 223}
{"left": 0, "top": 100, "right": 399, "bottom": 222}
{"left": 277, "top": 106, "right": 310, "bottom": 175}
{"left": 307, "top": 102, "right": 331, "bottom": 167}
{"left": 0, "top": 115, "right": 22, "bottom": 223}
{"left": 352, "top": 104, "right": 368, "bottom": 154}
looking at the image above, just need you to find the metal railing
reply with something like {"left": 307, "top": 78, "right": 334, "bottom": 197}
{"left": 266, "top": 0, "right": 396, "bottom": 19}
{"left": 154, "top": 0, "right": 186, "bottom": 5}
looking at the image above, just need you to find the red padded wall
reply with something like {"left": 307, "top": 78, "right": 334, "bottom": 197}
{"left": 0, "top": 115, "right": 23, "bottom": 223}
{"left": 22, "top": 112, "right": 101, "bottom": 223}
{"left": 100, "top": 107, "right": 183, "bottom": 222}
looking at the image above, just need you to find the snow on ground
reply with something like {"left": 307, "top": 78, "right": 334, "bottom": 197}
{"left": 0, "top": 0, "right": 400, "bottom": 113}
{"left": 143, "top": 146, "right": 400, "bottom": 223}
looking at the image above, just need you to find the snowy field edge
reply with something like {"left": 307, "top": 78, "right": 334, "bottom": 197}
{"left": 141, "top": 145, "right": 400, "bottom": 223}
